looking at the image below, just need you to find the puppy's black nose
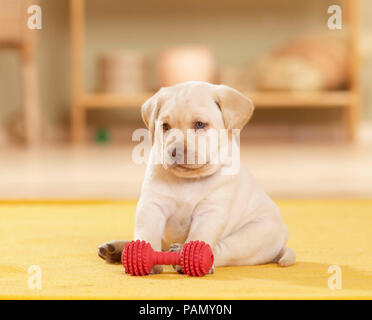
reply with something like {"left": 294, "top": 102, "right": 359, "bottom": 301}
{"left": 170, "top": 147, "right": 177, "bottom": 158}
{"left": 168, "top": 145, "right": 184, "bottom": 163}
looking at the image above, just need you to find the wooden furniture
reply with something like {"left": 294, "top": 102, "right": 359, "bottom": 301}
{"left": 0, "top": 0, "right": 40, "bottom": 145}
{"left": 70, "top": 0, "right": 360, "bottom": 143}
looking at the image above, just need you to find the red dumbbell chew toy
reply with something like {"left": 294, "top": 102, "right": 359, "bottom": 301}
{"left": 122, "top": 240, "right": 214, "bottom": 277}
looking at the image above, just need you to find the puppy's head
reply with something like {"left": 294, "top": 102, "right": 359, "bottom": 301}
{"left": 142, "top": 81, "right": 254, "bottom": 178}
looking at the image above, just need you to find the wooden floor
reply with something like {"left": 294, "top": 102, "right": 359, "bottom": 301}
{"left": 0, "top": 139, "right": 371, "bottom": 199}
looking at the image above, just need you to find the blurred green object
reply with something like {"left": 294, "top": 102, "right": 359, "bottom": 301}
{"left": 95, "top": 127, "right": 110, "bottom": 144}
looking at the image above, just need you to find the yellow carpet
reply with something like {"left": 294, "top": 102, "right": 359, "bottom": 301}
{"left": 0, "top": 199, "right": 372, "bottom": 299}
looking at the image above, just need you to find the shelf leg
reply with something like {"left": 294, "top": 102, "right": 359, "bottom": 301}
{"left": 22, "top": 44, "right": 41, "bottom": 146}
{"left": 70, "top": 0, "right": 85, "bottom": 144}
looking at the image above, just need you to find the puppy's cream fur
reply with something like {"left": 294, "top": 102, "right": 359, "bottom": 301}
{"left": 99, "top": 81, "right": 295, "bottom": 271}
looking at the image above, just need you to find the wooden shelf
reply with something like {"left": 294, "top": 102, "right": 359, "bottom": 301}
{"left": 245, "top": 90, "right": 357, "bottom": 108}
{"left": 82, "top": 92, "right": 152, "bottom": 109}
{"left": 81, "top": 90, "right": 357, "bottom": 109}
{"left": 70, "top": 0, "right": 361, "bottom": 142}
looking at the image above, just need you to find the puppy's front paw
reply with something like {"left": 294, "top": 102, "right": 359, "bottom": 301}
{"left": 169, "top": 243, "right": 184, "bottom": 274}
{"left": 98, "top": 240, "right": 130, "bottom": 264}
{"left": 209, "top": 264, "right": 215, "bottom": 274}
{"left": 151, "top": 265, "right": 163, "bottom": 274}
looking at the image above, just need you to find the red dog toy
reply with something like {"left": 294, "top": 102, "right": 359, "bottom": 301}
{"left": 122, "top": 240, "right": 214, "bottom": 277}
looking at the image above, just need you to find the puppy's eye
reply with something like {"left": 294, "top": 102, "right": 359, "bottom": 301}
{"left": 162, "top": 123, "right": 170, "bottom": 131}
{"left": 194, "top": 121, "right": 207, "bottom": 130}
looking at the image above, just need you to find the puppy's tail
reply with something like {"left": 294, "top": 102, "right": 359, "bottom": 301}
{"left": 275, "top": 246, "right": 296, "bottom": 267}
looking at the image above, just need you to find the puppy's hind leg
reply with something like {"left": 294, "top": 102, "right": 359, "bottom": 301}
{"left": 272, "top": 246, "right": 296, "bottom": 267}
{"left": 213, "top": 220, "right": 294, "bottom": 267}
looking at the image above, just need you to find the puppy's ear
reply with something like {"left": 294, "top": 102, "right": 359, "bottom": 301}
{"left": 141, "top": 89, "right": 163, "bottom": 135}
{"left": 214, "top": 85, "right": 254, "bottom": 130}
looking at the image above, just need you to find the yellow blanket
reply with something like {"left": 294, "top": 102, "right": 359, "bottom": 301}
{"left": 0, "top": 200, "right": 371, "bottom": 299}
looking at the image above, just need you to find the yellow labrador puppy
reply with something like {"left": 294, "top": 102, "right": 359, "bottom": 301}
{"left": 98, "top": 81, "right": 295, "bottom": 273}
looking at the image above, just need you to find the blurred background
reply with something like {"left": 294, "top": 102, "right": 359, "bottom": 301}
{"left": 0, "top": 0, "right": 371, "bottom": 199}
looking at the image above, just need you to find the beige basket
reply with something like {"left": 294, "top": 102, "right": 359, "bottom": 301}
{"left": 96, "top": 51, "right": 147, "bottom": 94}
{"left": 158, "top": 46, "right": 215, "bottom": 87}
